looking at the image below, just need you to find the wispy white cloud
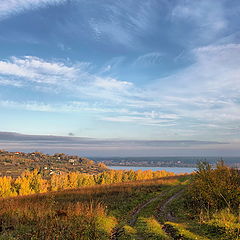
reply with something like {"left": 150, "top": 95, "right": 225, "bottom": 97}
{"left": 0, "top": 56, "right": 82, "bottom": 84}
{"left": 0, "top": 56, "right": 134, "bottom": 101}
{"left": 1, "top": 43, "right": 240, "bottom": 140}
{"left": 90, "top": 19, "right": 134, "bottom": 47}
{"left": 134, "top": 52, "right": 163, "bottom": 66}
{"left": 100, "top": 65, "right": 111, "bottom": 74}
{"left": 0, "top": 100, "right": 57, "bottom": 112}
{"left": 146, "top": 43, "right": 240, "bottom": 138}
{"left": 57, "top": 43, "right": 71, "bottom": 51}
{"left": 0, "top": 0, "right": 66, "bottom": 20}
{"left": 0, "top": 100, "right": 125, "bottom": 114}
{"left": 171, "top": 0, "right": 227, "bottom": 44}
{"left": 102, "top": 115, "right": 177, "bottom": 127}
{"left": 94, "top": 77, "right": 132, "bottom": 91}
{"left": 89, "top": 1, "right": 158, "bottom": 48}
{"left": 99, "top": 56, "right": 125, "bottom": 74}
{"left": 0, "top": 77, "right": 22, "bottom": 87}
{"left": 0, "top": 99, "right": 180, "bottom": 128}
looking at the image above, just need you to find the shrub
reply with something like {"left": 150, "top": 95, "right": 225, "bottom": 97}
{"left": 207, "top": 209, "right": 240, "bottom": 239}
{"left": 187, "top": 161, "right": 240, "bottom": 216}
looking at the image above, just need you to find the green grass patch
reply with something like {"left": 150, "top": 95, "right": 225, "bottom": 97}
{"left": 118, "top": 225, "right": 137, "bottom": 240}
{"left": 136, "top": 217, "right": 172, "bottom": 239}
{"left": 205, "top": 209, "right": 240, "bottom": 240}
{"left": 95, "top": 215, "right": 117, "bottom": 238}
{"left": 164, "top": 222, "right": 210, "bottom": 240}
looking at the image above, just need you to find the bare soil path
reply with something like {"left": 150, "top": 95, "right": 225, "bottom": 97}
{"left": 156, "top": 189, "right": 185, "bottom": 222}
{"left": 110, "top": 194, "right": 164, "bottom": 240}
{"left": 110, "top": 187, "right": 185, "bottom": 240}
{"left": 128, "top": 194, "right": 163, "bottom": 225}
{"left": 110, "top": 192, "right": 166, "bottom": 240}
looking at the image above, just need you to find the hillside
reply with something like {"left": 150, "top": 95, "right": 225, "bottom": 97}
{"left": 0, "top": 175, "right": 185, "bottom": 239}
{"left": 0, "top": 162, "right": 239, "bottom": 240}
{"left": 0, "top": 150, "right": 107, "bottom": 178}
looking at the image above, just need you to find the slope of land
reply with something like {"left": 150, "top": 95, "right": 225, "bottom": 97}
{"left": 0, "top": 161, "right": 239, "bottom": 240}
{"left": 0, "top": 150, "right": 107, "bottom": 178}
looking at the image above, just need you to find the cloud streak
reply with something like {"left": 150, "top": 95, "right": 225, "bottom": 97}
{"left": 134, "top": 52, "right": 163, "bottom": 66}
{"left": 0, "top": 0, "right": 66, "bottom": 20}
{"left": 0, "top": 56, "right": 80, "bottom": 83}
{"left": 0, "top": 131, "right": 228, "bottom": 148}
{"left": 0, "top": 56, "right": 134, "bottom": 100}
{"left": 148, "top": 44, "right": 240, "bottom": 130}
{"left": 2, "top": 131, "right": 238, "bottom": 157}
{"left": 1, "top": 42, "right": 240, "bottom": 136}
{"left": 171, "top": 0, "right": 227, "bottom": 45}
{"left": 88, "top": 1, "right": 159, "bottom": 48}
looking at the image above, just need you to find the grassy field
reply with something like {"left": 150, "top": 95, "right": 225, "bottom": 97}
{"left": 0, "top": 165, "right": 239, "bottom": 240}
{"left": 0, "top": 176, "right": 183, "bottom": 239}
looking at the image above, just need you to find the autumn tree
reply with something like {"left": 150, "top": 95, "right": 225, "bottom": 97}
{"left": 0, "top": 176, "right": 16, "bottom": 198}
{"left": 187, "top": 161, "right": 240, "bottom": 216}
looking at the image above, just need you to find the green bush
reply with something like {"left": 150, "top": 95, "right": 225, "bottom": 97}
{"left": 207, "top": 209, "right": 240, "bottom": 239}
{"left": 187, "top": 161, "right": 240, "bottom": 216}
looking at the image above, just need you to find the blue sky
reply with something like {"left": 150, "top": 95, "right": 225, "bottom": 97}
{"left": 0, "top": 0, "right": 240, "bottom": 156}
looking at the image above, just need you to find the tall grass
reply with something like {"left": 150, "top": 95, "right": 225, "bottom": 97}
{"left": 0, "top": 176, "right": 182, "bottom": 239}
{"left": 0, "top": 197, "right": 115, "bottom": 240}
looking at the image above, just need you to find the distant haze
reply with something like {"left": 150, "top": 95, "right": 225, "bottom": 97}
{"left": 1, "top": 132, "right": 240, "bottom": 157}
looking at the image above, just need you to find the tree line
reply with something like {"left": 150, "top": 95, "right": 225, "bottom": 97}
{"left": 0, "top": 169, "right": 175, "bottom": 198}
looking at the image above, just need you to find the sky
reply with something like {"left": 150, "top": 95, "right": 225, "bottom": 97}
{"left": 0, "top": 0, "right": 240, "bottom": 156}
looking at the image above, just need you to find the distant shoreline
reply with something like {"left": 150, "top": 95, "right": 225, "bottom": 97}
{"left": 109, "top": 165, "right": 196, "bottom": 174}
{"left": 93, "top": 156, "right": 240, "bottom": 168}
{"left": 107, "top": 163, "right": 196, "bottom": 168}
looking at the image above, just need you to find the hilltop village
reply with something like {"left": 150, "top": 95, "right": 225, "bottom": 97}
{"left": 0, "top": 150, "right": 107, "bottom": 178}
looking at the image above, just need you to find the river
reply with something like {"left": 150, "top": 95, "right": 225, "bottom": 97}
{"left": 109, "top": 166, "right": 196, "bottom": 174}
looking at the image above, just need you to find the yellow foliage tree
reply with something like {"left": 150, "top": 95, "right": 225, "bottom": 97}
{"left": 0, "top": 176, "right": 16, "bottom": 198}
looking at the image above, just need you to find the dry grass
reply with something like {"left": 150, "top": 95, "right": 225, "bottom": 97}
{"left": 0, "top": 175, "right": 185, "bottom": 239}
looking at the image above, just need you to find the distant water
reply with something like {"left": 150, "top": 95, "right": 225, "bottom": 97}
{"left": 109, "top": 166, "right": 195, "bottom": 174}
